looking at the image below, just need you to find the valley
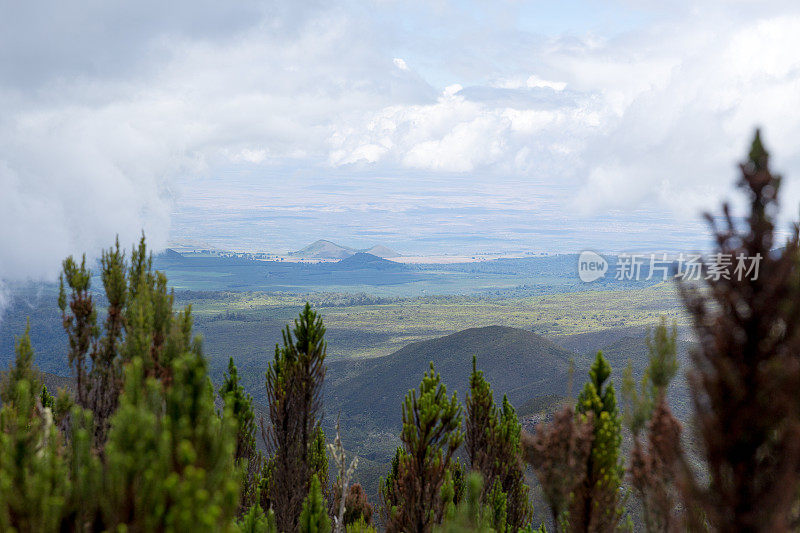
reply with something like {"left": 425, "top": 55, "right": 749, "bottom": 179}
{"left": 0, "top": 249, "right": 690, "bottom": 524}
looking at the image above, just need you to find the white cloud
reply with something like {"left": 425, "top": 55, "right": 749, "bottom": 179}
{"left": 0, "top": 2, "right": 433, "bottom": 282}
{"left": 328, "top": 8, "right": 800, "bottom": 223}
{"left": 4, "top": 0, "right": 800, "bottom": 286}
{"left": 393, "top": 58, "right": 409, "bottom": 71}
{"left": 494, "top": 75, "right": 567, "bottom": 91}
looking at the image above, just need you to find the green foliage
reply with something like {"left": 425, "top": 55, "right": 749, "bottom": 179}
{"left": 379, "top": 446, "right": 405, "bottom": 521}
{"left": 258, "top": 456, "right": 276, "bottom": 514}
{"left": 59, "top": 254, "right": 97, "bottom": 407}
{"left": 346, "top": 515, "right": 378, "bottom": 533}
{"left": 0, "top": 330, "right": 98, "bottom": 530}
{"left": 621, "top": 317, "right": 679, "bottom": 436}
{"left": 123, "top": 236, "right": 177, "bottom": 376}
{"left": 40, "top": 385, "right": 55, "bottom": 410}
{"left": 436, "top": 472, "right": 495, "bottom": 533}
{"left": 440, "top": 465, "right": 457, "bottom": 521}
{"left": 466, "top": 357, "right": 533, "bottom": 531}
{"left": 400, "top": 361, "right": 463, "bottom": 471}
{"left": 0, "top": 379, "right": 68, "bottom": 532}
{"left": 309, "top": 427, "right": 330, "bottom": 493}
{"left": 264, "top": 303, "right": 329, "bottom": 532}
{"left": 299, "top": 474, "right": 331, "bottom": 533}
{"left": 220, "top": 357, "right": 258, "bottom": 460}
{"left": 220, "top": 356, "right": 262, "bottom": 514}
{"left": 382, "top": 362, "right": 463, "bottom": 532}
{"left": 97, "top": 237, "right": 127, "bottom": 368}
{"left": 62, "top": 406, "right": 103, "bottom": 527}
{"left": 450, "top": 458, "right": 466, "bottom": 506}
{"left": 621, "top": 362, "right": 650, "bottom": 437}
{"left": 0, "top": 236, "right": 250, "bottom": 531}
{"left": 576, "top": 351, "right": 625, "bottom": 531}
{"left": 237, "top": 501, "right": 277, "bottom": 533}
{"left": 496, "top": 395, "right": 532, "bottom": 529}
{"left": 466, "top": 356, "right": 495, "bottom": 471}
{"left": 57, "top": 235, "right": 195, "bottom": 448}
{"left": 53, "top": 387, "right": 74, "bottom": 426}
{"left": 645, "top": 317, "right": 678, "bottom": 392}
{"left": 486, "top": 479, "right": 508, "bottom": 532}
{"left": 1, "top": 321, "right": 42, "bottom": 410}
{"left": 103, "top": 353, "right": 239, "bottom": 531}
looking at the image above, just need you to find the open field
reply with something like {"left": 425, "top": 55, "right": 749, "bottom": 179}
{"left": 186, "top": 282, "right": 686, "bottom": 362}
{"left": 1, "top": 280, "right": 687, "bottom": 388}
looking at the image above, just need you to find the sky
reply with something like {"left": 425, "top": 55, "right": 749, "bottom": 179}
{"left": 3, "top": 0, "right": 800, "bottom": 285}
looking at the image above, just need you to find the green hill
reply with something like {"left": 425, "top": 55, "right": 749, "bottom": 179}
{"left": 325, "top": 325, "right": 578, "bottom": 429}
{"left": 331, "top": 252, "right": 405, "bottom": 271}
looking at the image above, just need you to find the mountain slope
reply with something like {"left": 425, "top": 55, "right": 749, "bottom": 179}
{"left": 330, "top": 253, "right": 405, "bottom": 271}
{"left": 325, "top": 325, "right": 578, "bottom": 428}
{"left": 289, "top": 240, "right": 402, "bottom": 260}
{"left": 363, "top": 245, "right": 401, "bottom": 258}
{"left": 290, "top": 239, "right": 355, "bottom": 259}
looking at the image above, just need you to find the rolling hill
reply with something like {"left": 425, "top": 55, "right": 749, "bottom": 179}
{"left": 290, "top": 239, "right": 356, "bottom": 259}
{"left": 325, "top": 325, "right": 579, "bottom": 429}
{"left": 329, "top": 252, "right": 405, "bottom": 271}
{"left": 290, "top": 240, "right": 401, "bottom": 260}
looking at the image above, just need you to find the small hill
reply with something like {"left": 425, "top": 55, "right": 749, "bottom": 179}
{"left": 153, "top": 248, "right": 188, "bottom": 266}
{"left": 162, "top": 248, "right": 185, "bottom": 260}
{"left": 290, "top": 240, "right": 355, "bottom": 259}
{"left": 330, "top": 253, "right": 405, "bottom": 271}
{"left": 363, "top": 245, "right": 401, "bottom": 258}
{"left": 550, "top": 326, "right": 649, "bottom": 355}
{"left": 326, "top": 325, "right": 578, "bottom": 428}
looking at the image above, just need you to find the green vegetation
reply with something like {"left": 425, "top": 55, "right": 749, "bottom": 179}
{"left": 299, "top": 475, "right": 331, "bottom": 533}
{"left": 627, "top": 318, "right": 682, "bottom": 533}
{"left": 621, "top": 318, "right": 679, "bottom": 437}
{"left": 1, "top": 237, "right": 241, "bottom": 531}
{"left": 183, "top": 284, "right": 684, "bottom": 360}
{"left": 220, "top": 356, "right": 262, "bottom": 515}
{"left": 466, "top": 356, "right": 533, "bottom": 531}
{"left": 379, "top": 362, "right": 463, "bottom": 532}
{"left": 5, "top": 132, "right": 800, "bottom": 531}
{"left": 262, "top": 303, "right": 329, "bottom": 530}
{"left": 575, "top": 353, "right": 625, "bottom": 531}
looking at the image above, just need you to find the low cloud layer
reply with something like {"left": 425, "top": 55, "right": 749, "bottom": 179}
{"left": 3, "top": 0, "right": 800, "bottom": 283}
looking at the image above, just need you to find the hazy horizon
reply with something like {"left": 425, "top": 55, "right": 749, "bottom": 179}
{"left": 4, "top": 1, "right": 800, "bottom": 282}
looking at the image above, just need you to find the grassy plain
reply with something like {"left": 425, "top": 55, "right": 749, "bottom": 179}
{"left": 187, "top": 282, "right": 686, "bottom": 361}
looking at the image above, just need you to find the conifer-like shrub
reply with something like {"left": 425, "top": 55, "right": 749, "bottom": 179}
{"left": 380, "top": 362, "right": 463, "bottom": 533}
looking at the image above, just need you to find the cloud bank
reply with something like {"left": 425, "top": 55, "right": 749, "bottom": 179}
{"left": 3, "top": 0, "right": 800, "bottom": 283}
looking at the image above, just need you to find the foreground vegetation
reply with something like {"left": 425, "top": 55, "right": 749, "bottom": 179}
{"left": 2, "top": 132, "right": 800, "bottom": 532}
